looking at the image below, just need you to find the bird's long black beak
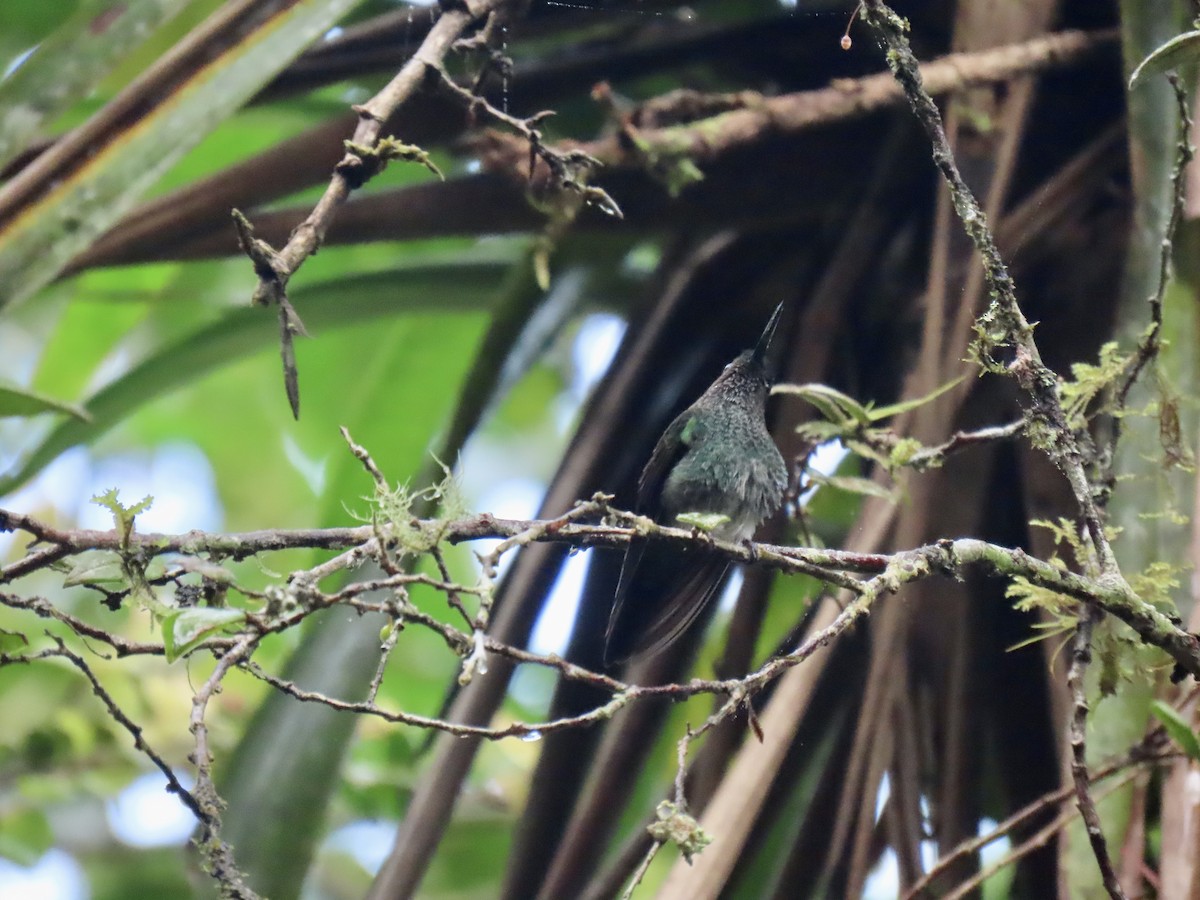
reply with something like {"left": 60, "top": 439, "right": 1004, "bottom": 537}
{"left": 750, "top": 302, "right": 784, "bottom": 367}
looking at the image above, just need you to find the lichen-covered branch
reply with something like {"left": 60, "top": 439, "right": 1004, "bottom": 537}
{"left": 3, "top": 502, "right": 1197, "bottom": 677}
{"left": 862, "top": 1, "right": 1121, "bottom": 580}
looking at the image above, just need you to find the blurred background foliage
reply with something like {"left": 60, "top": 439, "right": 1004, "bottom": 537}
{"left": 1, "top": 0, "right": 1198, "bottom": 898}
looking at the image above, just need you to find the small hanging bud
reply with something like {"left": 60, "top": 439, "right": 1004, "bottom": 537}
{"left": 841, "top": 0, "right": 864, "bottom": 51}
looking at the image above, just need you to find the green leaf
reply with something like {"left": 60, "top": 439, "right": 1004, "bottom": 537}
{"left": 217, "top": 310, "right": 490, "bottom": 899}
{"left": 90, "top": 488, "right": 152, "bottom": 539}
{"left": 808, "top": 472, "right": 896, "bottom": 501}
{"left": 0, "top": 257, "right": 511, "bottom": 495}
{"left": 0, "top": 806, "right": 53, "bottom": 866}
{"left": 0, "top": 629, "right": 28, "bottom": 654}
{"left": 0, "top": 382, "right": 90, "bottom": 421}
{"left": 675, "top": 511, "right": 732, "bottom": 532}
{"left": 864, "top": 376, "right": 964, "bottom": 421}
{"left": 63, "top": 554, "right": 126, "bottom": 587}
{"left": 1150, "top": 700, "right": 1200, "bottom": 761}
{"left": 774, "top": 383, "right": 872, "bottom": 426}
{"left": 1129, "top": 29, "right": 1200, "bottom": 89}
{"left": 0, "top": 0, "right": 366, "bottom": 309}
{"left": 162, "top": 607, "right": 245, "bottom": 663}
{"left": 795, "top": 420, "right": 849, "bottom": 443}
{"left": 0, "top": 0, "right": 190, "bottom": 172}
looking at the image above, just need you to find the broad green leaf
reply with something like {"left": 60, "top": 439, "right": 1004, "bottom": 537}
{"left": 1129, "top": 29, "right": 1200, "bottom": 88}
{"left": 217, "top": 605, "right": 392, "bottom": 897}
{"left": 0, "top": 0, "right": 190, "bottom": 172}
{"left": 0, "top": 0, "right": 366, "bottom": 310}
{"left": 63, "top": 551, "right": 166, "bottom": 587}
{"left": 215, "top": 251, "right": 562, "bottom": 896}
{"left": 0, "top": 382, "right": 90, "bottom": 420}
{"left": 795, "top": 420, "right": 849, "bottom": 443}
{"left": 779, "top": 378, "right": 964, "bottom": 428}
{"left": 162, "top": 607, "right": 245, "bottom": 662}
{"left": 1150, "top": 700, "right": 1200, "bottom": 761}
{"left": 0, "top": 3, "right": 85, "bottom": 54}
{"left": 0, "top": 257, "right": 511, "bottom": 496}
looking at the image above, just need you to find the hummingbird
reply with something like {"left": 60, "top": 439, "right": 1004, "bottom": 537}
{"left": 603, "top": 303, "right": 789, "bottom": 666}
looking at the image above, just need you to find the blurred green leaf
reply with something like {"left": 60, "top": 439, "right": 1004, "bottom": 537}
{"left": 0, "top": 805, "right": 53, "bottom": 865}
{"left": 0, "top": 2, "right": 85, "bottom": 76}
{"left": 0, "top": 0, "right": 190, "bottom": 172}
{"left": 776, "top": 383, "right": 871, "bottom": 426}
{"left": 1129, "top": 28, "right": 1200, "bottom": 88}
{"left": 0, "top": 0, "right": 365, "bottom": 309}
{"left": 63, "top": 554, "right": 126, "bottom": 586}
{"left": 0, "top": 382, "right": 90, "bottom": 420}
{"left": 1150, "top": 700, "right": 1200, "bottom": 761}
{"left": 0, "top": 257, "right": 511, "bottom": 496}
{"left": 865, "top": 376, "right": 963, "bottom": 420}
{"left": 807, "top": 472, "right": 895, "bottom": 502}
{"left": 0, "top": 630, "right": 28, "bottom": 653}
{"left": 162, "top": 607, "right": 245, "bottom": 662}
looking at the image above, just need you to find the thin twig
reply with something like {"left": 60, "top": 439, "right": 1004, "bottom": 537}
{"left": 1114, "top": 75, "right": 1193, "bottom": 412}
{"left": 188, "top": 633, "right": 263, "bottom": 899}
{"left": 620, "top": 840, "right": 664, "bottom": 900}
{"left": 49, "top": 637, "right": 208, "bottom": 822}
{"left": 904, "top": 732, "right": 1173, "bottom": 898}
{"left": 1067, "top": 607, "right": 1126, "bottom": 899}
{"left": 941, "top": 773, "right": 1140, "bottom": 900}
{"left": 366, "top": 607, "right": 404, "bottom": 706}
{"left": 906, "top": 420, "right": 1025, "bottom": 469}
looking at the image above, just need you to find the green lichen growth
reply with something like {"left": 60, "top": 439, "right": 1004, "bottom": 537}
{"left": 647, "top": 800, "right": 713, "bottom": 864}
{"left": 340, "top": 137, "right": 444, "bottom": 188}
{"left": 1058, "top": 341, "right": 1131, "bottom": 428}
{"left": 373, "top": 459, "right": 469, "bottom": 556}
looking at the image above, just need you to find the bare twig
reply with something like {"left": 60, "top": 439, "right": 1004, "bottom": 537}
{"left": 49, "top": 637, "right": 207, "bottom": 822}
{"left": 620, "top": 840, "right": 664, "bottom": 900}
{"left": 1115, "top": 75, "right": 1193, "bottom": 412}
{"left": 941, "top": 773, "right": 1140, "bottom": 900}
{"left": 189, "top": 634, "right": 263, "bottom": 899}
{"left": 340, "top": 425, "right": 389, "bottom": 491}
{"left": 905, "top": 420, "right": 1025, "bottom": 470}
{"left": 234, "top": 0, "right": 509, "bottom": 414}
{"left": 904, "top": 730, "right": 1173, "bottom": 899}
